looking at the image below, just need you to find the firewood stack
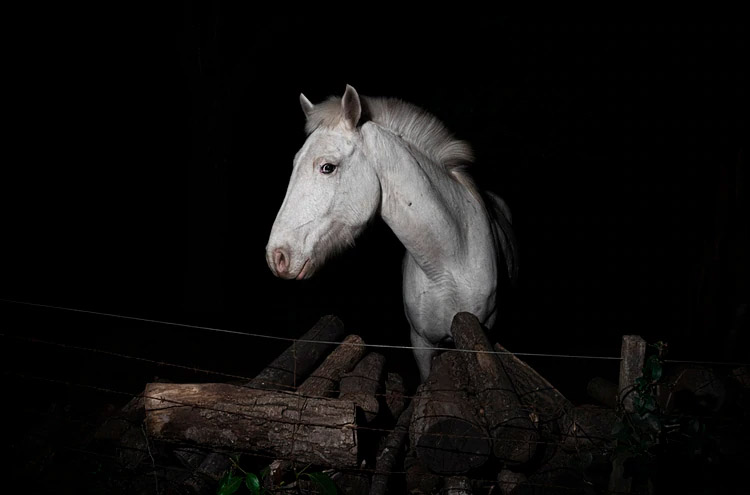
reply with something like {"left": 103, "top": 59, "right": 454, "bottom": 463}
{"left": 95, "top": 313, "right": 672, "bottom": 494}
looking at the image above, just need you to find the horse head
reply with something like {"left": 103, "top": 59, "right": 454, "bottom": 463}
{"left": 266, "top": 85, "right": 381, "bottom": 280}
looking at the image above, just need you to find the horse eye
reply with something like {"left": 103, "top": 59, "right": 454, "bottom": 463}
{"left": 320, "top": 163, "right": 337, "bottom": 174}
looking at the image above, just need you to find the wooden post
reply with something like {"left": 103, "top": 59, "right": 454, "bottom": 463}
{"left": 609, "top": 334, "right": 646, "bottom": 494}
{"left": 617, "top": 335, "right": 646, "bottom": 412}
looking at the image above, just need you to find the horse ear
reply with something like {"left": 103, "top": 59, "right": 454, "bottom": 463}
{"left": 300, "top": 93, "right": 314, "bottom": 118}
{"left": 341, "top": 84, "right": 361, "bottom": 129}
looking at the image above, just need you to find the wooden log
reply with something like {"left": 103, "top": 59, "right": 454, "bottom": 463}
{"left": 442, "top": 476, "right": 473, "bottom": 494}
{"left": 451, "top": 312, "right": 537, "bottom": 466}
{"left": 492, "top": 341, "right": 571, "bottom": 469}
{"left": 260, "top": 335, "right": 367, "bottom": 483}
{"left": 496, "top": 469, "right": 527, "bottom": 495}
{"left": 586, "top": 377, "right": 618, "bottom": 409}
{"left": 492, "top": 342, "right": 572, "bottom": 423}
{"left": 410, "top": 350, "right": 491, "bottom": 475}
{"left": 332, "top": 470, "right": 370, "bottom": 495}
{"left": 297, "top": 334, "right": 366, "bottom": 397}
{"left": 730, "top": 366, "right": 750, "bottom": 389}
{"left": 405, "top": 448, "right": 441, "bottom": 495}
{"left": 559, "top": 404, "right": 616, "bottom": 454}
{"left": 525, "top": 449, "right": 590, "bottom": 494}
{"left": 181, "top": 316, "right": 348, "bottom": 492}
{"left": 95, "top": 394, "right": 146, "bottom": 441}
{"left": 656, "top": 365, "right": 726, "bottom": 414}
{"left": 144, "top": 382, "right": 358, "bottom": 468}
{"left": 384, "top": 372, "right": 407, "bottom": 421}
{"left": 182, "top": 451, "right": 232, "bottom": 492}
{"left": 249, "top": 314, "right": 346, "bottom": 390}
{"left": 370, "top": 402, "right": 414, "bottom": 495}
{"left": 340, "top": 352, "right": 385, "bottom": 423}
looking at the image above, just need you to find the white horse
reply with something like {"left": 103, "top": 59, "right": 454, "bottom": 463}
{"left": 266, "top": 85, "right": 518, "bottom": 381}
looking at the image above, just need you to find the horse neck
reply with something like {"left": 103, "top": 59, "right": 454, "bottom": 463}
{"left": 365, "top": 126, "right": 487, "bottom": 281}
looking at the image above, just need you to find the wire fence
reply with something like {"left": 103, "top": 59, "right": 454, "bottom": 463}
{"left": 2, "top": 298, "right": 748, "bottom": 494}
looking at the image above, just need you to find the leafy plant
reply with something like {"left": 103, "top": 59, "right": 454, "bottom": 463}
{"left": 612, "top": 341, "right": 667, "bottom": 459}
{"left": 216, "top": 456, "right": 337, "bottom": 495}
{"left": 295, "top": 464, "right": 337, "bottom": 495}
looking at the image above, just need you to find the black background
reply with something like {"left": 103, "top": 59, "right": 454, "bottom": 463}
{"left": 2, "top": 11, "right": 747, "bottom": 400}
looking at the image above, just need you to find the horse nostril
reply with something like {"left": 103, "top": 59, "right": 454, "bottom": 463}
{"left": 273, "top": 248, "right": 289, "bottom": 274}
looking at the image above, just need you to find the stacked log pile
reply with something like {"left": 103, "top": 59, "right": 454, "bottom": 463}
{"left": 92, "top": 313, "right": 738, "bottom": 494}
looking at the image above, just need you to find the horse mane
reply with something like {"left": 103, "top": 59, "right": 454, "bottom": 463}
{"left": 305, "top": 95, "right": 478, "bottom": 194}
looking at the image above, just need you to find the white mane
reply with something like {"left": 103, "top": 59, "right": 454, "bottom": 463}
{"left": 305, "top": 95, "right": 477, "bottom": 191}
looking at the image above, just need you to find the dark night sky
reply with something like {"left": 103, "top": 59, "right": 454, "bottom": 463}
{"left": 2, "top": 11, "right": 747, "bottom": 394}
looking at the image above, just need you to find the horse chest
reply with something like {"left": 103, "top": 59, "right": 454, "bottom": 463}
{"left": 401, "top": 253, "right": 495, "bottom": 345}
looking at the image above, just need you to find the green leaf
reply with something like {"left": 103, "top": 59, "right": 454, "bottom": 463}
{"left": 217, "top": 474, "right": 243, "bottom": 495}
{"left": 635, "top": 376, "right": 649, "bottom": 389}
{"left": 304, "top": 472, "right": 338, "bottom": 495}
{"left": 245, "top": 473, "right": 260, "bottom": 495}
{"left": 644, "top": 355, "right": 662, "bottom": 381}
{"left": 641, "top": 395, "right": 657, "bottom": 412}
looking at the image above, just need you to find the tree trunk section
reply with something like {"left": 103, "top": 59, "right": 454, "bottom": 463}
{"left": 383, "top": 372, "right": 407, "bottom": 422}
{"left": 492, "top": 341, "right": 572, "bottom": 423}
{"left": 442, "top": 476, "right": 473, "bottom": 494}
{"left": 340, "top": 352, "right": 385, "bottom": 423}
{"left": 262, "top": 334, "right": 367, "bottom": 481}
{"left": 451, "top": 312, "right": 537, "bottom": 466}
{"left": 181, "top": 315, "right": 347, "bottom": 491}
{"left": 411, "top": 350, "right": 491, "bottom": 475}
{"left": 370, "top": 402, "right": 413, "bottom": 495}
{"left": 297, "top": 334, "right": 366, "bottom": 397}
{"left": 144, "top": 382, "right": 358, "bottom": 468}
{"left": 249, "top": 314, "right": 346, "bottom": 391}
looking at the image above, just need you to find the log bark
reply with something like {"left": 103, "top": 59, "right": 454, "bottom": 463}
{"left": 411, "top": 350, "right": 491, "bottom": 475}
{"left": 492, "top": 342, "right": 573, "bottom": 423}
{"left": 144, "top": 382, "right": 358, "bottom": 468}
{"left": 609, "top": 335, "right": 646, "bottom": 495}
{"left": 297, "top": 334, "right": 366, "bottom": 397}
{"left": 657, "top": 365, "right": 726, "bottom": 414}
{"left": 181, "top": 315, "right": 348, "bottom": 492}
{"left": 370, "top": 402, "right": 414, "bottom": 495}
{"left": 442, "top": 476, "right": 472, "bottom": 494}
{"left": 249, "top": 314, "right": 346, "bottom": 391}
{"left": 451, "top": 312, "right": 537, "bottom": 466}
{"left": 261, "top": 335, "right": 367, "bottom": 483}
{"left": 384, "top": 372, "right": 407, "bottom": 421}
{"left": 340, "top": 352, "right": 385, "bottom": 423}
{"left": 405, "top": 449, "right": 441, "bottom": 495}
{"left": 497, "top": 469, "right": 527, "bottom": 495}
{"left": 559, "top": 404, "right": 616, "bottom": 454}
